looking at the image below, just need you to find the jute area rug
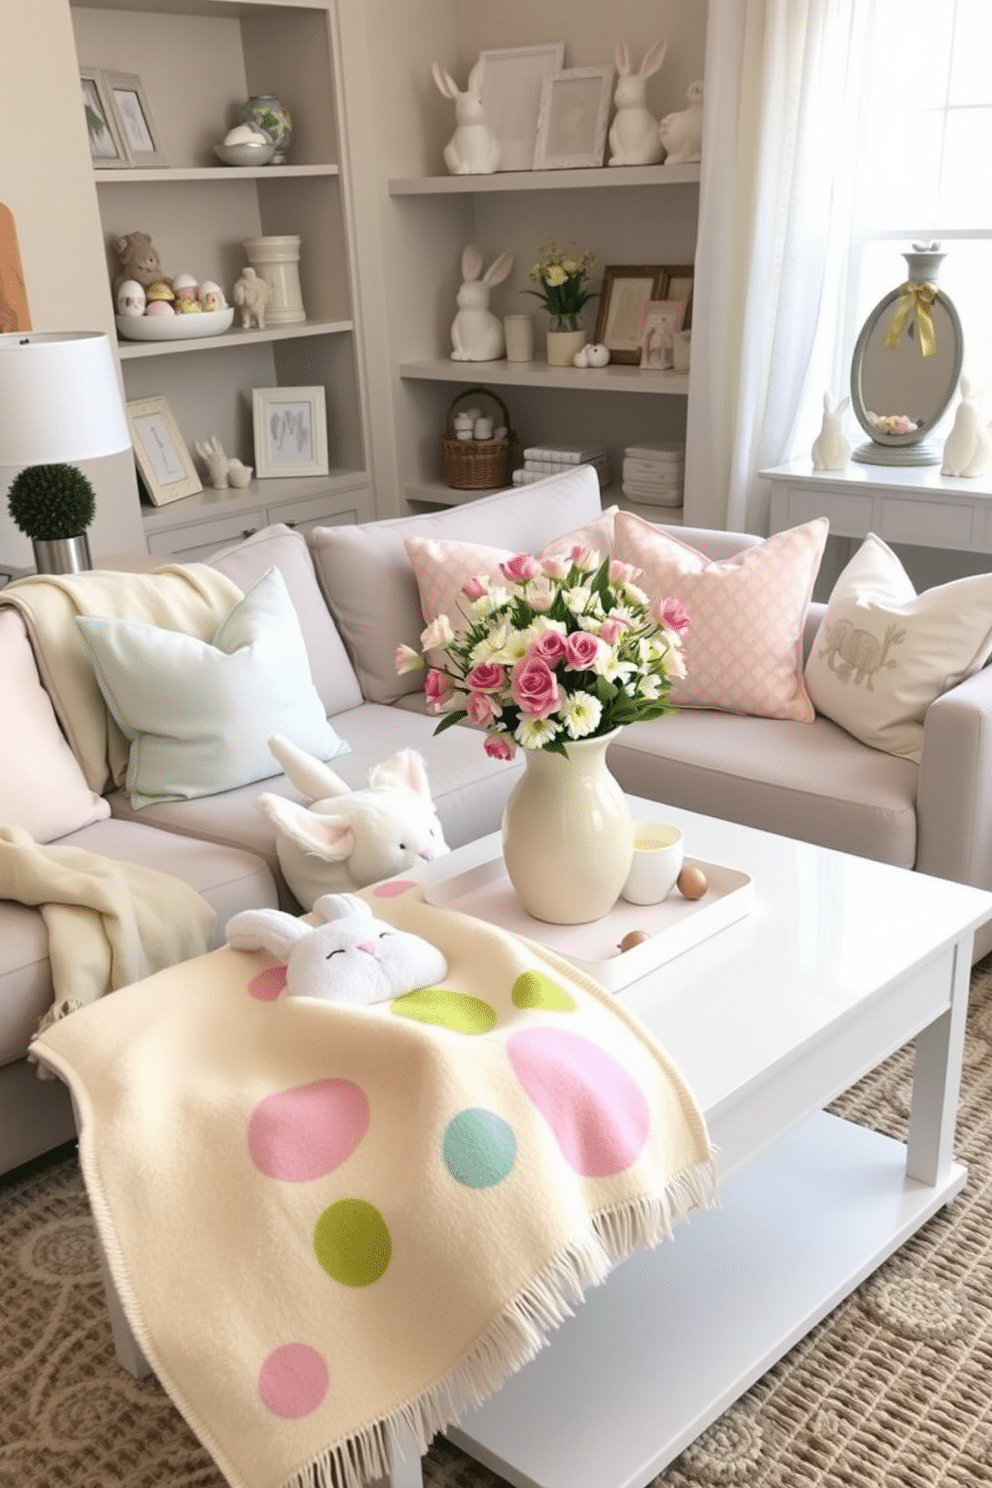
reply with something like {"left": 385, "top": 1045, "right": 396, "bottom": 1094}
{"left": 4, "top": 958, "right": 992, "bottom": 1488}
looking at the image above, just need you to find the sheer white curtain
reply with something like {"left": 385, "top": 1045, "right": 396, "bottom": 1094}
{"left": 684, "top": 0, "right": 874, "bottom": 533}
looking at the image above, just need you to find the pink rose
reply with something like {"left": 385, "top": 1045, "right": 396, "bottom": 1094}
{"left": 564, "top": 631, "right": 602, "bottom": 670}
{"left": 468, "top": 691, "right": 501, "bottom": 725}
{"left": 465, "top": 660, "right": 506, "bottom": 693}
{"left": 529, "top": 630, "right": 567, "bottom": 665}
{"left": 510, "top": 656, "right": 560, "bottom": 718}
{"left": 500, "top": 552, "right": 541, "bottom": 582}
{"left": 484, "top": 734, "right": 516, "bottom": 761}
{"left": 598, "top": 618, "right": 626, "bottom": 646}
{"left": 654, "top": 596, "right": 691, "bottom": 633}
{"left": 461, "top": 574, "right": 487, "bottom": 599}
{"left": 424, "top": 669, "right": 453, "bottom": 711}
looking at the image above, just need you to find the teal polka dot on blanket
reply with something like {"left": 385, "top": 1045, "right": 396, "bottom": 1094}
{"left": 442, "top": 1108, "right": 517, "bottom": 1188}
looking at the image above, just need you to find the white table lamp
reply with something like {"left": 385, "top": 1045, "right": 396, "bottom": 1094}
{"left": 0, "top": 331, "right": 132, "bottom": 573}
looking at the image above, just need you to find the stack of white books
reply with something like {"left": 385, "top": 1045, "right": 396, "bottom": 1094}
{"left": 621, "top": 442, "right": 685, "bottom": 507}
{"left": 512, "top": 445, "right": 609, "bottom": 487}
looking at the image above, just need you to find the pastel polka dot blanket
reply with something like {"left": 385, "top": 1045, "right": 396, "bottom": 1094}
{"left": 31, "top": 880, "right": 715, "bottom": 1488}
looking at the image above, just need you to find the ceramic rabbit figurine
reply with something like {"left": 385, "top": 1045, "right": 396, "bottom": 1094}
{"left": 450, "top": 244, "right": 514, "bottom": 361}
{"left": 659, "top": 81, "right": 704, "bottom": 165}
{"left": 608, "top": 39, "right": 667, "bottom": 166}
{"left": 811, "top": 393, "right": 851, "bottom": 471}
{"left": 941, "top": 377, "right": 992, "bottom": 477}
{"left": 432, "top": 60, "right": 501, "bottom": 175}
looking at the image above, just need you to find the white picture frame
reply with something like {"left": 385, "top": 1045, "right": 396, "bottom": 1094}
{"left": 252, "top": 386, "right": 329, "bottom": 479}
{"left": 103, "top": 70, "right": 167, "bottom": 167}
{"left": 126, "top": 397, "right": 202, "bottom": 506}
{"left": 79, "top": 67, "right": 129, "bottom": 168}
{"left": 534, "top": 66, "right": 614, "bottom": 171}
{"left": 477, "top": 43, "right": 565, "bottom": 172}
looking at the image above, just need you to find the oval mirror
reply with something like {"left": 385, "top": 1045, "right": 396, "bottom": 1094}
{"left": 850, "top": 244, "right": 963, "bottom": 467}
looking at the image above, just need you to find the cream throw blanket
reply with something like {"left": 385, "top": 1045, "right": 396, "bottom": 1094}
{"left": 0, "top": 566, "right": 242, "bottom": 795}
{"left": 0, "top": 824, "right": 215, "bottom": 1045}
{"left": 33, "top": 884, "right": 714, "bottom": 1488}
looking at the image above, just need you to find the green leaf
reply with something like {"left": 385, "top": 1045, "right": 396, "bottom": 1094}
{"left": 432, "top": 710, "right": 468, "bottom": 736}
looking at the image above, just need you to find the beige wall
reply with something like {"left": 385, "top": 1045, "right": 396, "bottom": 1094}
{"left": 0, "top": 0, "right": 145, "bottom": 566}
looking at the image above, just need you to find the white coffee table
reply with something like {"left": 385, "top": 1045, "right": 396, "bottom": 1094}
{"left": 394, "top": 799, "right": 992, "bottom": 1488}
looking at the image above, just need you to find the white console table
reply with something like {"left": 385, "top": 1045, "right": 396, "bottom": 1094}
{"left": 762, "top": 459, "right": 992, "bottom": 555}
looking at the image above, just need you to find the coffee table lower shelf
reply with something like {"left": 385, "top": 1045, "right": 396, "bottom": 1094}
{"left": 445, "top": 1111, "right": 966, "bottom": 1488}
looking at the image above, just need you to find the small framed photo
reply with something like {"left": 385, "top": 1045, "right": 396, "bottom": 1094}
{"left": 663, "top": 264, "right": 695, "bottom": 329}
{"left": 79, "top": 67, "right": 129, "bottom": 168}
{"left": 126, "top": 397, "right": 202, "bottom": 506}
{"left": 104, "top": 70, "right": 167, "bottom": 167}
{"left": 534, "top": 66, "right": 614, "bottom": 170}
{"left": 252, "top": 386, "right": 329, "bottom": 479}
{"left": 477, "top": 43, "right": 565, "bottom": 172}
{"left": 638, "top": 299, "right": 687, "bottom": 369}
{"left": 593, "top": 265, "right": 668, "bottom": 364}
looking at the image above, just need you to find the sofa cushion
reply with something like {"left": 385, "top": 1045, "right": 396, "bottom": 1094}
{"left": 77, "top": 567, "right": 349, "bottom": 808}
{"left": 308, "top": 466, "right": 603, "bottom": 704}
{"left": 0, "top": 608, "right": 109, "bottom": 842}
{"left": 609, "top": 709, "right": 919, "bottom": 869}
{"left": 804, "top": 533, "right": 992, "bottom": 762}
{"left": 208, "top": 523, "right": 363, "bottom": 715}
{"left": 614, "top": 513, "right": 828, "bottom": 721}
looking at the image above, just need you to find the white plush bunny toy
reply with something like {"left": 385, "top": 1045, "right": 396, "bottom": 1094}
{"left": 257, "top": 738, "right": 449, "bottom": 911}
{"left": 450, "top": 243, "right": 514, "bottom": 361}
{"left": 432, "top": 60, "right": 501, "bottom": 175}
{"left": 810, "top": 392, "right": 852, "bottom": 471}
{"left": 608, "top": 39, "right": 668, "bottom": 166}
{"left": 226, "top": 892, "right": 448, "bottom": 1007}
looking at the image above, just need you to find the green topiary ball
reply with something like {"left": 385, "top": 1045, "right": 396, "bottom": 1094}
{"left": 7, "top": 463, "right": 96, "bottom": 542}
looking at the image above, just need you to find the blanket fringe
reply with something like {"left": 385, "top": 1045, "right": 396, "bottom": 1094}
{"left": 28, "top": 999, "right": 84, "bottom": 1080}
{"left": 277, "top": 1154, "right": 718, "bottom": 1488}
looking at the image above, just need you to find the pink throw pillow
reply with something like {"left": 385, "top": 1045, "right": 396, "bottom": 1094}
{"left": 613, "top": 513, "right": 828, "bottom": 721}
{"left": 405, "top": 508, "right": 617, "bottom": 651}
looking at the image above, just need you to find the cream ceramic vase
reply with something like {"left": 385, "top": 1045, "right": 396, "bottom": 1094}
{"left": 545, "top": 328, "right": 587, "bottom": 367}
{"left": 501, "top": 729, "right": 634, "bottom": 924}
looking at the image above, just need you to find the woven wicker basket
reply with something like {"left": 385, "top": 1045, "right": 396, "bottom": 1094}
{"left": 441, "top": 386, "right": 516, "bottom": 491}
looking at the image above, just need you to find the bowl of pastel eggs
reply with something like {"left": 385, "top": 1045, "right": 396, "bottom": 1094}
{"left": 115, "top": 276, "right": 235, "bottom": 341}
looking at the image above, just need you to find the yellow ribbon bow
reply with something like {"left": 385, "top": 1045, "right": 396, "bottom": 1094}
{"left": 884, "top": 281, "right": 938, "bottom": 357}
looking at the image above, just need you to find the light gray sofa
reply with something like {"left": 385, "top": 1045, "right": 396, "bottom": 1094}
{"left": 4, "top": 463, "right": 992, "bottom": 1175}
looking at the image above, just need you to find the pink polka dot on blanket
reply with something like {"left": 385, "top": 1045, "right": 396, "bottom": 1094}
{"left": 507, "top": 1027, "right": 650, "bottom": 1176}
{"left": 248, "top": 1079, "right": 370, "bottom": 1181}
{"left": 371, "top": 879, "right": 419, "bottom": 897}
{"left": 258, "top": 1342, "right": 329, "bottom": 1418}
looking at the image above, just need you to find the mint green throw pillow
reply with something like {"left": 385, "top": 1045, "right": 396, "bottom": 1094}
{"left": 77, "top": 566, "right": 349, "bottom": 808}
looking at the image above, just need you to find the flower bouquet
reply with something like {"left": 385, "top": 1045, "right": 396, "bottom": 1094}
{"left": 396, "top": 543, "right": 690, "bottom": 760}
{"left": 524, "top": 240, "right": 598, "bottom": 333}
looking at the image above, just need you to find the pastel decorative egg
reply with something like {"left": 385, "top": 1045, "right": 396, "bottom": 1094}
{"left": 586, "top": 343, "right": 611, "bottom": 367}
{"left": 145, "top": 299, "right": 175, "bottom": 317}
{"left": 145, "top": 281, "right": 175, "bottom": 302}
{"left": 677, "top": 865, "right": 708, "bottom": 900}
{"left": 198, "top": 279, "right": 227, "bottom": 310}
{"left": 116, "top": 279, "right": 146, "bottom": 316}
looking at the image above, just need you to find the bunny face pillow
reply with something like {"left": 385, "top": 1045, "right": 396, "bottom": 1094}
{"left": 257, "top": 738, "right": 450, "bottom": 911}
{"left": 226, "top": 893, "right": 448, "bottom": 1006}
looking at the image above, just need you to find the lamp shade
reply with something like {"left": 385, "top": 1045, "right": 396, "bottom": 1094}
{"left": 0, "top": 331, "right": 131, "bottom": 466}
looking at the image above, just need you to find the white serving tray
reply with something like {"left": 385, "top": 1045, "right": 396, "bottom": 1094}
{"left": 425, "top": 847, "right": 753, "bottom": 993}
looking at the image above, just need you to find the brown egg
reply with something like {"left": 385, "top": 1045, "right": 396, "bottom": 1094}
{"left": 677, "top": 865, "right": 708, "bottom": 900}
{"left": 618, "top": 929, "right": 651, "bottom": 952}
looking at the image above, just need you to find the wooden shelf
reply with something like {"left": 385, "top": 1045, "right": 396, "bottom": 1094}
{"left": 95, "top": 163, "right": 339, "bottom": 184}
{"left": 399, "top": 358, "right": 690, "bottom": 396}
{"left": 117, "top": 318, "right": 353, "bottom": 360}
{"left": 389, "top": 164, "right": 700, "bottom": 195}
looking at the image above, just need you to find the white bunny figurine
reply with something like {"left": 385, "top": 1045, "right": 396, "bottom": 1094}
{"left": 450, "top": 244, "right": 514, "bottom": 361}
{"left": 941, "top": 377, "right": 992, "bottom": 478}
{"left": 608, "top": 39, "right": 667, "bottom": 166}
{"left": 811, "top": 392, "right": 851, "bottom": 471}
{"left": 658, "top": 80, "right": 704, "bottom": 165}
{"left": 226, "top": 893, "right": 448, "bottom": 1007}
{"left": 432, "top": 60, "right": 501, "bottom": 175}
{"left": 257, "top": 737, "right": 449, "bottom": 911}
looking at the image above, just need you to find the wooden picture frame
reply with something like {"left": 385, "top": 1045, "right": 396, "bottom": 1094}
{"left": 126, "top": 397, "right": 202, "bottom": 506}
{"left": 534, "top": 66, "right": 614, "bottom": 171}
{"left": 477, "top": 43, "right": 565, "bottom": 172}
{"left": 79, "top": 67, "right": 129, "bottom": 168}
{"left": 103, "top": 70, "right": 167, "bottom": 167}
{"left": 663, "top": 264, "right": 695, "bottom": 329}
{"left": 252, "top": 386, "right": 329, "bottom": 479}
{"left": 593, "top": 265, "right": 669, "bottom": 364}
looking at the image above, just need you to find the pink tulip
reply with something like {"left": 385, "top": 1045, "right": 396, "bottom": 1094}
{"left": 484, "top": 734, "right": 516, "bottom": 761}
{"left": 654, "top": 596, "right": 691, "bottom": 633}
{"left": 424, "top": 669, "right": 453, "bottom": 711}
{"left": 395, "top": 643, "right": 424, "bottom": 674}
{"left": 500, "top": 552, "right": 541, "bottom": 582}
{"left": 461, "top": 574, "right": 488, "bottom": 599}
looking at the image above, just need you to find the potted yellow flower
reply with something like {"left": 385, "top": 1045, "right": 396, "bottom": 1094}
{"left": 525, "top": 240, "right": 597, "bottom": 366}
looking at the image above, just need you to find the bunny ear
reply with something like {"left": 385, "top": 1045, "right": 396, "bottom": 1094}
{"left": 313, "top": 893, "right": 370, "bottom": 924}
{"left": 226, "top": 907, "right": 309, "bottom": 961}
{"left": 268, "top": 734, "right": 350, "bottom": 802}
{"left": 483, "top": 251, "right": 514, "bottom": 288}
{"left": 257, "top": 795, "right": 356, "bottom": 863}
{"left": 467, "top": 58, "right": 485, "bottom": 96}
{"left": 432, "top": 62, "right": 458, "bottom": 100}
{"left": 370, "top": 749, "right": 432, "bottom": 801}
{"left": 615, "top": 40, "right": 630, "bottom": 75}
{"left": 838, "top": 395, "right": 851, "bottom": 413}
{"left": 640, "top": 38, "right": 667, "bottom": 76}
{"left": 461, "top": 244, "right": 483, "bottom": 282}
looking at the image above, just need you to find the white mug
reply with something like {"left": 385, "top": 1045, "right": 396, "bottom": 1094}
{"left": 621, "top": 823, "right": 684, "bottom": 905}
{"left": 504, "top": 314, "right": 534, "bottom": 363}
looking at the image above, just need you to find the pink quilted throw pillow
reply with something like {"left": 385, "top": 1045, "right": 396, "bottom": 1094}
{"left": 613, "top": 513, "right": 828, "bottom": 721}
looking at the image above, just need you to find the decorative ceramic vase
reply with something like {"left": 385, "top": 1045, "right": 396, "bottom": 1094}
{"left": 501, "top": 729, "right": 634, "bottom": 924}
{"left": 546, "top": 327, "right": 587, "bottom": 368}
{"left": 236, "top": 95, "right": 293, "bottom": 164}
{"left": 243, "top": 235, "right": 306, "bottom": 325}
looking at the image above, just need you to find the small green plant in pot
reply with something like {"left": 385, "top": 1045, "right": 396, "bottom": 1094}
{"left": 7, "top": 463, "right": 95, "bottom": 573}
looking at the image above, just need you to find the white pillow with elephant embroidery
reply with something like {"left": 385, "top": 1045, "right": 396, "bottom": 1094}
{"left": 804, "top": 534, "right": 992, "bottom": 760}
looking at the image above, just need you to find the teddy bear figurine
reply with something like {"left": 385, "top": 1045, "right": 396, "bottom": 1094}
{"left": 112, "top": 231, "right": 170, "bottom": 296}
